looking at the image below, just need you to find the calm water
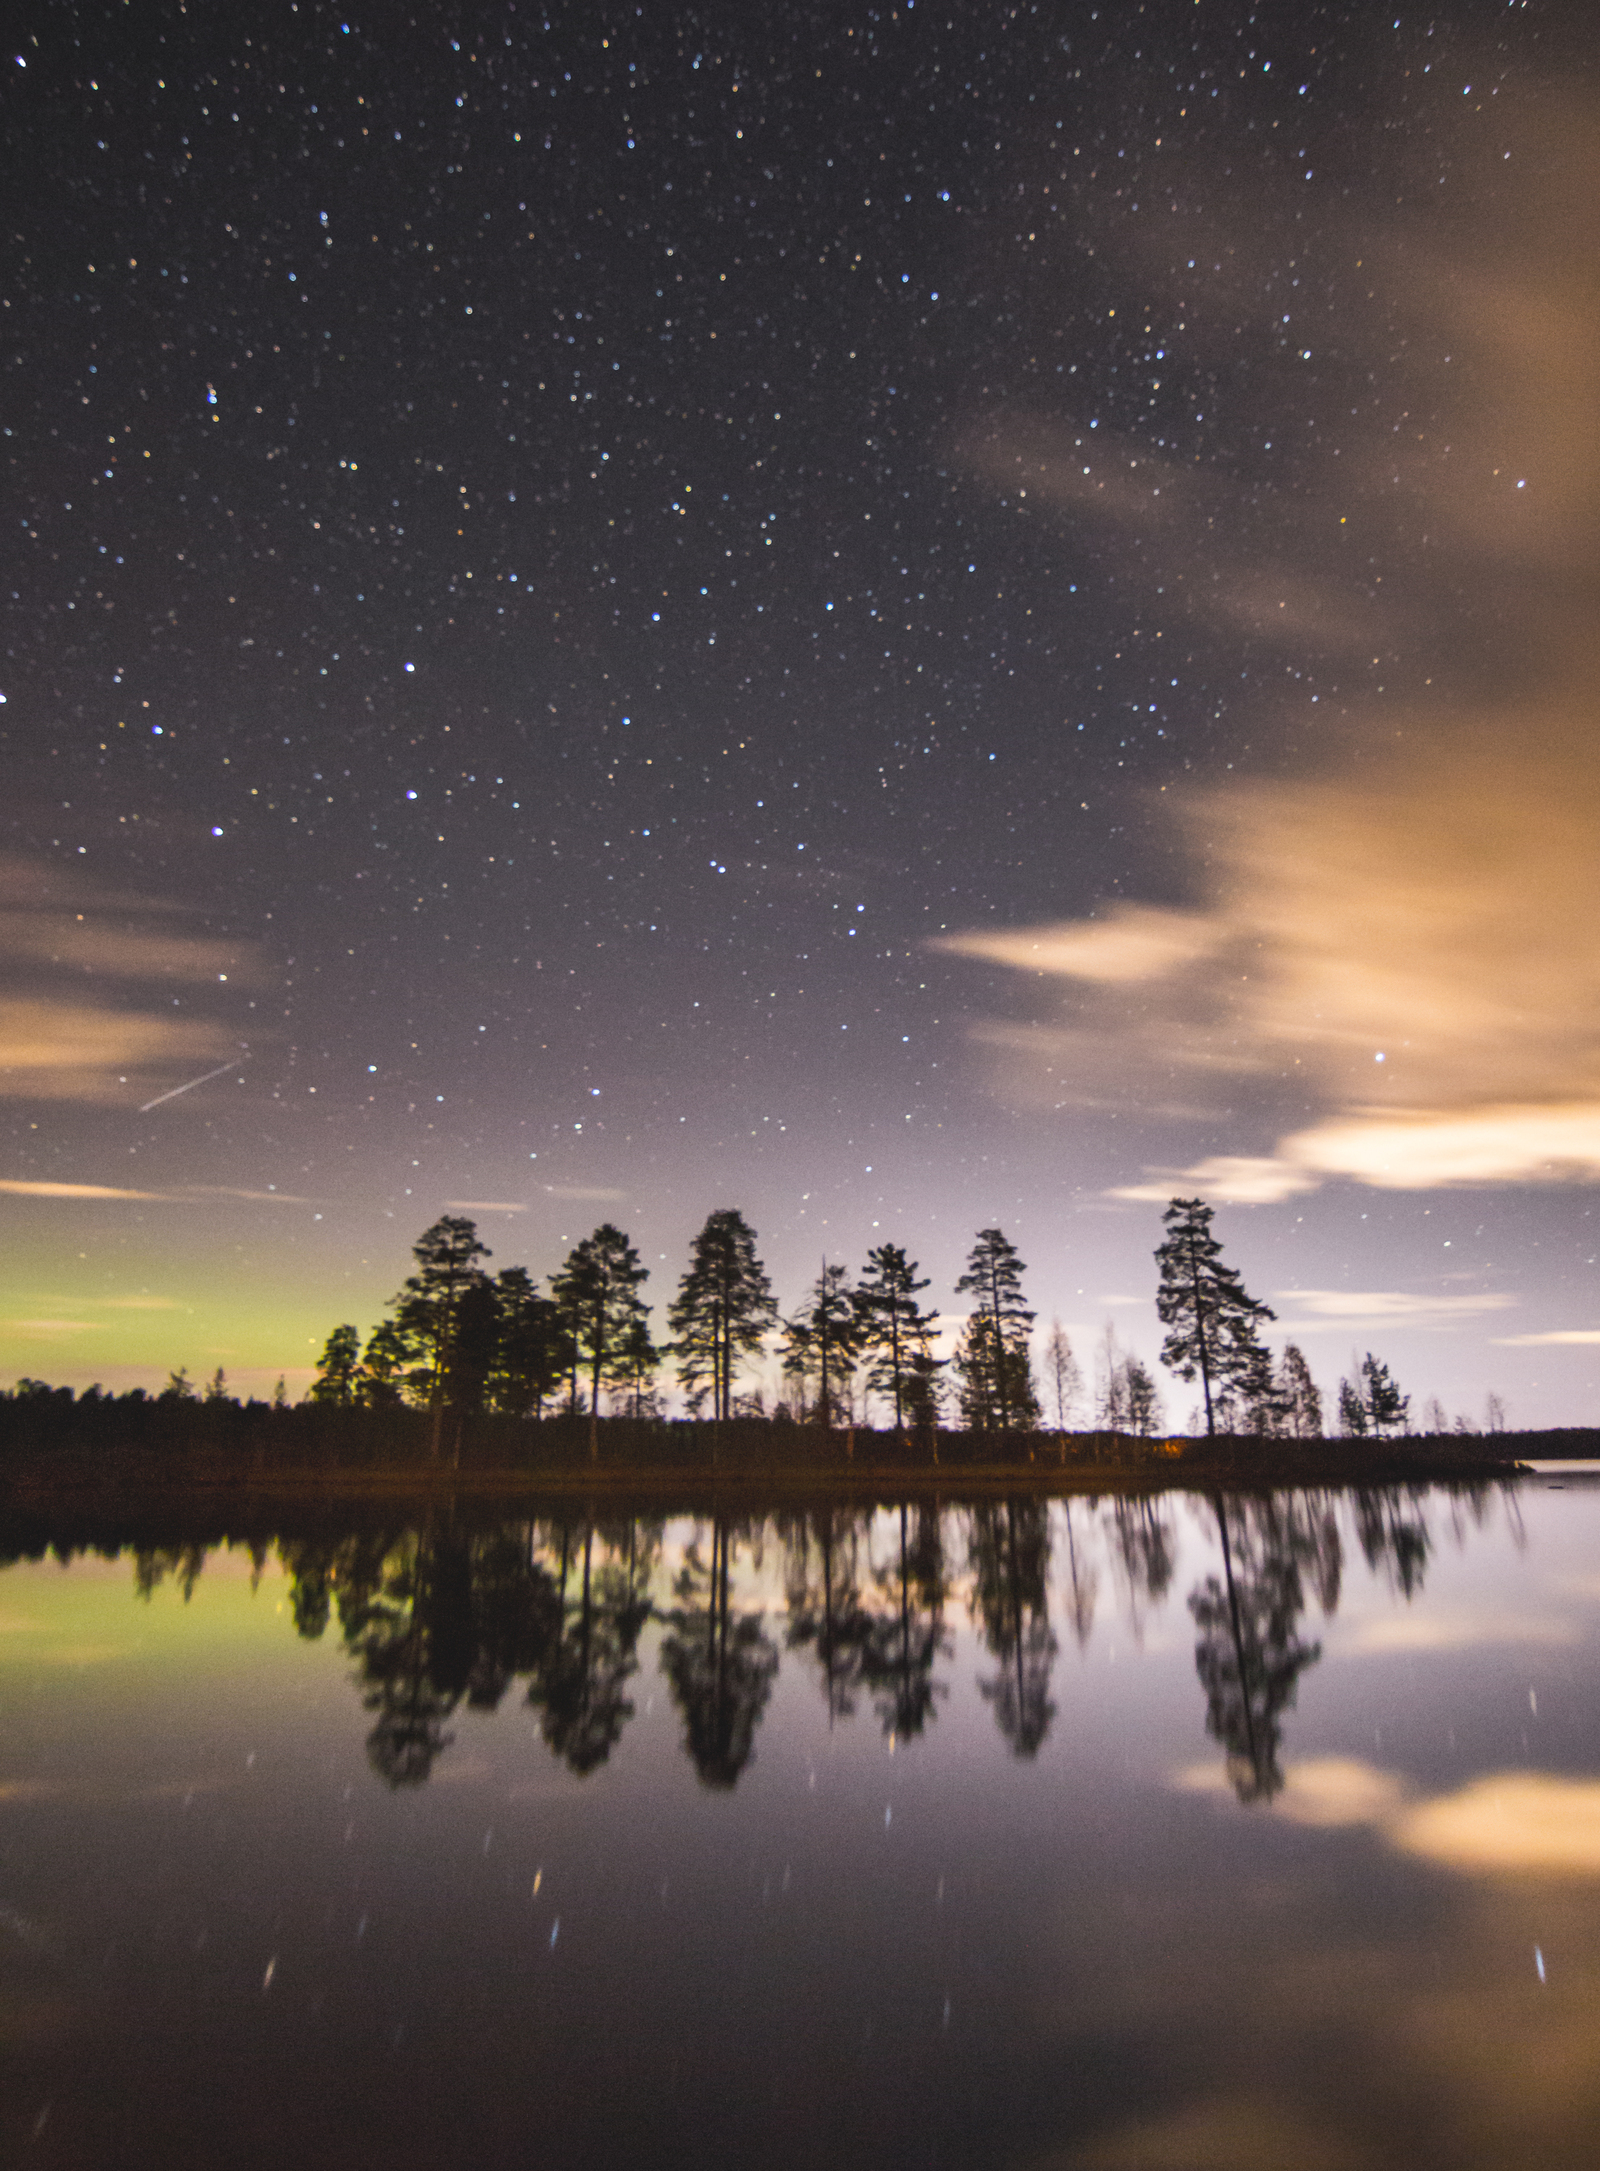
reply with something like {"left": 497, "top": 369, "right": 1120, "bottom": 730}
{"left": 4, "top": 1479, "right": 1600, "bottom": 2168}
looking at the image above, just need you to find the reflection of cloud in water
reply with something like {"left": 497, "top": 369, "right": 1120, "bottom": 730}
{"left": 1058, "top": 2096, "right": 1368, "bottom": 2170}
{"left": 1394, "top": 1774, "right": 1600, "bottom": 1878}
{"left": 1175, "top": 1754, "right": 1406, "bottom": 1829}
{"left": 1178, "top": 1755, "right": 1600, "bottom": 1879}
{"left": 1338, "top": 1608, "right": 1576, "bottom": 1656}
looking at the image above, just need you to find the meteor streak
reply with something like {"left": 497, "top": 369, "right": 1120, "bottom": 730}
{"left": 138, "top": 1058, "right": 241, "bottom": 1113}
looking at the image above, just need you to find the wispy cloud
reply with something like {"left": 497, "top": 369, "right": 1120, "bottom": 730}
{"left": 0, "top": 858, "right": 267, "bottom": 1106}
{"left": 1272, "top": 1289, "right": 1518, "bottom": 1333}
{"left": 0, "top": 1180, "right": 309, "bottom": 1207}
{"left": 1494, "top": 1328, "right": 1600, "bottom": 1348}
{"left": 445, "top": 1198, "right": 528, "bottom": 1215}
{"left": 940, "top": 91, "right": 1600, "bottom": 1203}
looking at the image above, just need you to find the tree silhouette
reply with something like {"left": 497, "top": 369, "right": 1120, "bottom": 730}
{"left": 780, "top": 1261, "right": 860, "bottom": 1427}
{"left": 1354, "top": 1486, "right": 1431, "bottom": 1597}
{"left": 390, "top": 1216, "right": 493, "bottom": 1455}
{"left": 854, "top": 1244, "right": 940, "bottom": 1433}
{"left": 308, "top": 1325, "right": 362, "bottom": 1406}
{"left": 1188, "top": 1495, "right": 1325, "bottom": 1803}
{"left": 784, "top": 1507, "right": 872, "bottom": 1724}
{"left": 344, "top": 1524, "right": 479, "bottom": 1786}
{"left": 955, "top": 1228, "right": 1035, "bottom": 1433}
{"left": 659, "top": 1519, "right": 778, "bottom": 1788}
{"left": 1154, "top": 1199, "right": 1276, "bottom": 1436}
{"left": 954, "top": 1315, "right": 1040, "bottom": 1432}
{"left": 487, "top": 1267, "right": 572, "bottom": 1419}
{"left": 861, "top": 1504, "right": 950, "bottom": 1742}
{"left": 968, "top": 1501, "right": 1056, "bottom": 1756}
{"left": 668, "top": 1209, "right": 777, "bottom": 1421}
{"left": 527, "top": 1520, "right": 641, "bottom": 1775}
{"left": 551, "top": 1224, "right": 650, "bottom": 1454}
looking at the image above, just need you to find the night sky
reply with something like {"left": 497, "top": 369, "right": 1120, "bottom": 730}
{"left": 5, "top": 0, "right": 1597, "bottom": 1425}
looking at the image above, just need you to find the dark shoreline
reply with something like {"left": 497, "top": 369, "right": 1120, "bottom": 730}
{"left": 0, "top": 1418, "right": 1573, "bottom": 1518}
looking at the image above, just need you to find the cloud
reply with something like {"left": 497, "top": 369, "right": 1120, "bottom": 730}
{"left": 6, "top": 1320, "right": 95, "bottom": 1335}
{"left": 0, "top": 1180, "right": 309, "bottom": 1207}
{"left": 1178, "top": 1755, "right": 1600, "bottom": 1878}
{"left": 0, "top": 859, "right": 268, "bottom": 1106}
{"left": 1271, "top": 1289, "right": 1518, "bottom": 1333}
{"left": 1495, "top": 1329, "right": 1600, "bottom": 1347}
{"left": 0, "top": 1180, "right": 164, "bottom": 1201}
{"left": 445, "top": 1199, "right": 528, "bottom": 1215}
{"left": 940, "top": 87, "right": 1600, "bottom": 1203}
{"left": 1393, "top": 1775, "right": 1600, "bottom": 1878}
{"left": 1338, "top": 1610, "right": 1577, "bottom": 1657}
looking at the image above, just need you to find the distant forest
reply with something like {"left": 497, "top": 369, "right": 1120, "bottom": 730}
{"left": 10, "top": 1198, "right": 1509, "bottom": 1447}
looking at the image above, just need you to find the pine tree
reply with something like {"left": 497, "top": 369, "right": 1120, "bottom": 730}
{"left": 668, "top": 1210, "right": 777, "bottom": 1421}
{"left": 780, "top": 1261, "right": 860, "bottom": 1426}
{"left": 854, "top": 1243, "right": 940, "bottom": 1430}
{"left": 390, "top": 1216, "right": 493, "bottom": 1445}
{"left": 1360, "top": 1352, "right": 1409, "bottom": 1437}
{"left": 954, "top": 1228, "right": 1036, "bottom": 1433}
{"left": 1154, "top": 1199, "right": 1276, "bottom": 1437}
{"left": 552, "top": 1225, "right": 651, "bottom": 1447}
{"left": 488, "top": 1267, "right": 571, "bottom": 1419}
{"left": 955, "top": 1315, "right": 1040, "bottom": 1432}
{"left": 1123, "top": 1356, "right": 1164, "bottom": 1437}
{"left": 309, "top": 1324, "right": 362, "bottom": 1406}
{"left": 1337, "top": 1374, "right": 1369, "bottom": 1437}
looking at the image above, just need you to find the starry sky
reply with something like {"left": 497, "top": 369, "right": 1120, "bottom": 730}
{"left": 4, "top": 0, "right": 1597, "bottom": 1424}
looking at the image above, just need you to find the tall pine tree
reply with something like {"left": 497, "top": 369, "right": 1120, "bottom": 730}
{"left": 668, "top": 1209, "right": 776, "bottom": 1421}
{"left": 954, "top": 1228, "right": 1035, "bottom": 1434}
{"left": 1154, "top": 1199, "right": 1276, "bottom": 1437}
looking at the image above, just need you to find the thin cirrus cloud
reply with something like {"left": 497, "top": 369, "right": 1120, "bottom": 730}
{"left": 0, "top": 857, "right": 265, "bottom": 1107}
{"left": 940, "top": 85, "right": 1600, "bottom": 1205}
{"left": 1271, "top": 1289, "right": 1518, "bottom": 1333}
{"left": 1494, "top": 1329, "right": 1600, "bottom": 1347}
{"left": 0, "top": 1181, "right": 310, "bottom": 1206}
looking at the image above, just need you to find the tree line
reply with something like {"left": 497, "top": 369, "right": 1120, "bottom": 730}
{"left": 292, "top": 1195, "right": 1497, "bottom": 1445}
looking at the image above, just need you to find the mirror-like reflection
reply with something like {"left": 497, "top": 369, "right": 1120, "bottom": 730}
{"left": 7, "top": 1476, "right": 1589, "bottom": 2171}
{"left": 10, "top": 1482, "right": 1516, "bottom": 1798}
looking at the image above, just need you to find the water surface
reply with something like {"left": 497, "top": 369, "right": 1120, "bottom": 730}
{"left": 4, "top": 1479, "right": 1599, "bottom": 2168}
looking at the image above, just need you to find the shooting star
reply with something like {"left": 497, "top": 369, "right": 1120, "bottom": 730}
{"left": 138, "top": 1057, "right": 242, "bottom": 1114}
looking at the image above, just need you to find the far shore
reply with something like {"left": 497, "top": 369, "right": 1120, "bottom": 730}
{"left": 1, "top": 1409, "right": 1580, "bottom": 1513}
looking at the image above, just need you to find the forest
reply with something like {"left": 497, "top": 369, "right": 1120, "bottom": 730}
{"left": 2, "top": 1199, "right": 1525, "bottom": 1476}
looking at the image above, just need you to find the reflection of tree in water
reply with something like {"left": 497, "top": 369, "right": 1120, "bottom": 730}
{"left": 861, "top": 1504, "right": 950, "bottom": 1743}
{"left": 968, "top": 1501, "right": 1057, "bottom": 1757}
{"left": 1189, "top": 1493, "right": 1340, "bottom": 1804}
{"left": 659, "top": 1518, "right": 778, "bottom": 1789}
{"left": 1353, "top": 1486, "right": 1432, "bottom": 1598}
{"left": 1060, "top": 1501, "right": 1100, "bottom": 1650}
{"left": 527, "top": 1518, "right": 654, "bottom": 1777}
{"left": 1108, "top": 1496, "right": 1177, "bottom": 1639}
{"left": 274, "top": 1517, "right": 657, "bottom": 1787}
{"left": 783, "top": 1507, "right": 872, "bottom": 1724}
{"left": 337, "top": 1522, "right": 479, "bottom": 1786}
{"left": 132, "top": 1542, "right": 209, "bottom": 1604}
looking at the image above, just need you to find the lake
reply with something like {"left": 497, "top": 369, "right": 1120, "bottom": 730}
{"left": 3, "top": 1478, "right": 1599, "bottom": 2168}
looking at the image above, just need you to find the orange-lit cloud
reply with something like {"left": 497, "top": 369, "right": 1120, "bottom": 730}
{"left": 1178, "top": 1756, "right": 1600, "bottom": 1878}
{"left": 940, "top": 89, "right": 1600, "bottom": 1202}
